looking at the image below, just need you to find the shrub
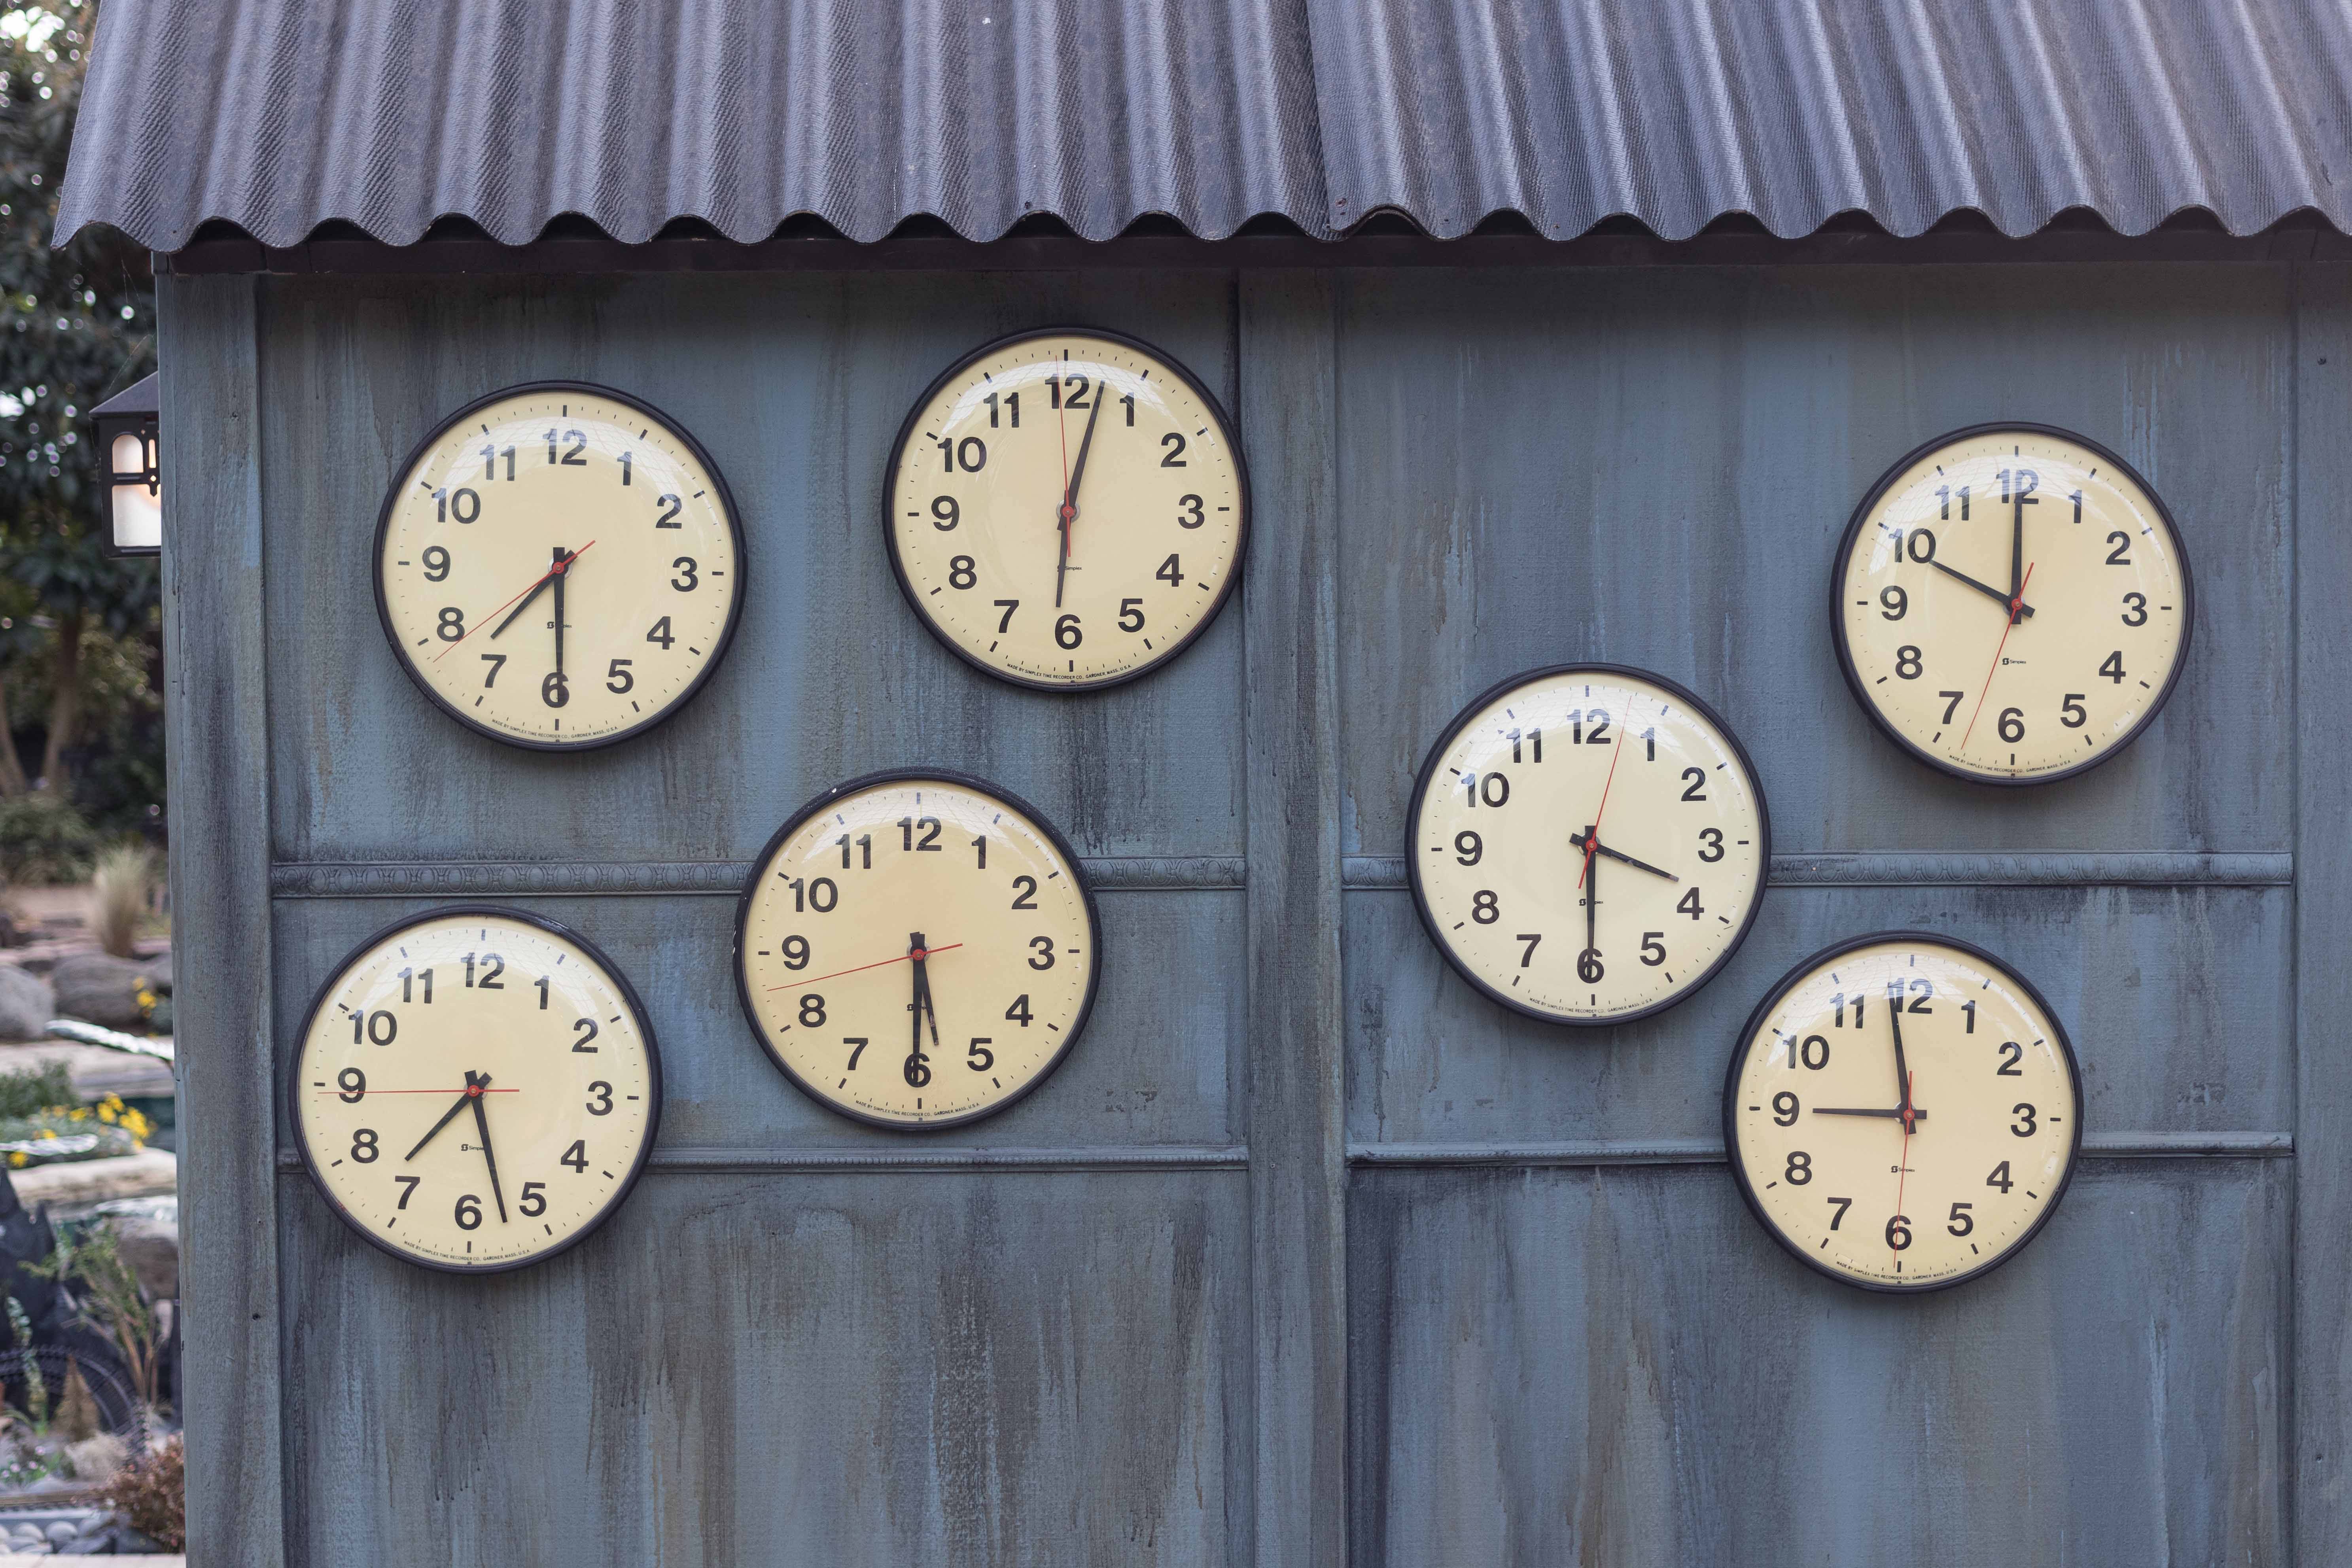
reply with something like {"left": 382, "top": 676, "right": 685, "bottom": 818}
{"left": 0, "top": 1062, "right": 75, "bottom": 1121}
{"left": 87, "top": 842, "right": 152, "bottom": 957}
{"left": 97, "top": 1432, "right": 182, "bottom": 1551}
{"left": 0, "top": 794, "right": 97, "bottom": 886}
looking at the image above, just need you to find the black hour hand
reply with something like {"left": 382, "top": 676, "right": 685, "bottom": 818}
{"left": 1929, "top": 558, "right": 2034, "bottom": 618}
{"left": 1569, "top": 833, "right": 1679, "bottom": 883}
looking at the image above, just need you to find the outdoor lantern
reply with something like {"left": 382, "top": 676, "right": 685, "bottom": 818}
{"left": 92, "top": 371, "right": 160, "bottom": 557}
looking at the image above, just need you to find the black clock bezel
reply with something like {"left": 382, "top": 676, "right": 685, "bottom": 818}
{"left": 287, "top": 902, "right": 666, "bottom": 1277}
{"left": 1829, "top": 421, "right": 2196, "bottom": 787}
{"left": 1404, "top": 662, "right": 1774, "bottom": 1027}
{"left": 1721, "top": 929, "right": 2087, "bottom": 1296}
{"left": 731, "top": 767, "right": 1106, "bottom": 1130}
{"left": 371, "top": 380, "right": 750, "bottom": 752}
{"left": 882, "top": 326, "right": 1251, "bottom": 694}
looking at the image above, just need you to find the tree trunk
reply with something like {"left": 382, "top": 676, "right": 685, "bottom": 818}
{"left": 0, "top": 665, "right": 26, "bottom": 796}
{"left": 38, "top": 606, "right": 81, "bottom": 793}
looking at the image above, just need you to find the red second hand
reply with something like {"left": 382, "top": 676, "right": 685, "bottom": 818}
{"left": 1890, "top": 1069, "right": 1915, "bottom": 1269}
{"left": 432, "top": 539, "right": 598, "bottom": 662}
{"left": 1959, "top": 560, "right": 2035, "bottom": 746}
{"left": 768, "top": 942, "right": 964, "bottom": 991}
{"left": 1575, "top": 723, "right": 1629, "bottom": 889}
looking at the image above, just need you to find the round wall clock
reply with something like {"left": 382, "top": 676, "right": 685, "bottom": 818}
{"left": 884, "top": 328, "right": 1247, "bottom": 690}
{"left": 1832, "top": 424, "right": 2192, "bottom": 784}
{"left": 1724, "top": 932, "right": 2082, "bottom": 1292}
{"left": 734, "top": 770, "right": 1102, "bottom": 1128}
{"left": 374, "top": 382, "right": 746, "bottom": 750}
{"left": 1406, "top": 664, "right": 1770, "bottom": 1025}
{"left": 289, "top": 906, "right": 662, "bottom": 1273}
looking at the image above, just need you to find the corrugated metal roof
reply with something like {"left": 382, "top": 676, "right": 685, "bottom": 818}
{"left": 56, "top": 0, "right": 2352, "bottom": 251}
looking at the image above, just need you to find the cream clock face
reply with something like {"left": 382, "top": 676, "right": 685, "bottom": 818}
{"left": 1834, "top": 424, "right": 2192, "bottom": 784}
{"left": 885, "top": 329, "right": 1247, "bottom": 690}
{"left": 374, "top": 382, "right": 746, "bottom": 749}
{"left": 1407, "top": 665, "right": 1771, "bottom": 1024}
{"left": 735, "top": 772, "right": 1102, "bottom": 1127}
{"left": 290, "top": 907, "right": 662, "bottom": 1273}
{"left": 1726, "top": 934, "right": 2083, "bottom": 1292}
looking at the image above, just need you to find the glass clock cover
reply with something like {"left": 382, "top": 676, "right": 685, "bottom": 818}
{"left": 1725, "top": 932, "right": 2083, "bottom": 1292}
{"left": 885, "top": 328, "right": 1247, "bottom": 690}
{"left": 290, "top": 906, "right": 662, "bottom": 1273}
{"left": 1407, "top": 664, "right": 1770, "bottom": 1025}
{"left": 735, "top": 771, "right": 1101, "bottom": 1128}
{"left": 374, "top": 382, "right": 746, "bottom": 750}
{"left": 1833, "top": 424, "right": 2191, "bottom": 784}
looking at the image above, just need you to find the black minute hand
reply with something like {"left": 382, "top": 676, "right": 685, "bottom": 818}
{"left": 1056, "top": 388, "right": 1105, "bottom": 609}
{"left": 1887, "top": 981, "right": 1913, "bottom": 1117}
{"left": 465, "top": 1069, "right": 509, "bottom": 1224}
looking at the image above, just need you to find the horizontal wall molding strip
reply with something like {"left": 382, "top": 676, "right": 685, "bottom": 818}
{"left": 277, "top": 1144, "right": 1249, "bottom": 1175}
{"left": 1349, "top": 1131, "right": 2291, "bottom": 1167}
{"left": 270, "top": 855, "right": 1246, "bottom": 898}
{"left": 1345, "top": 852, "right": 2292, "bottom": 890}
{"left": 272, "top": 851, "right": 2285, "bottom": 898}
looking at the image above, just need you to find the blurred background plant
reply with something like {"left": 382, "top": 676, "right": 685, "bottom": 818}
{"left": 0, "top": 789, "right": 89, "bottom": 883}
{"left": 0, "top": 1060, "right": 70, "bottom": 1119}
{"left": 0, "top": 1, "right": 163, "bottom": 853}
{"left": 95, "top": 1429, "right": 178, "bottom": 1547}
{"left": 29, "top": 1216, "right": 154, "bottom": 1404}
{"left": 85, "top": 838, "right": 147, "bottom": 954}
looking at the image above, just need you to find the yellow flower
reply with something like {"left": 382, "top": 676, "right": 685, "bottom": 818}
{"left": 8, "top": 1154, "right": 25, "bottom": 1169}
{"left": 38, "top": 1129, "right": 54, "bottom": 1139}
{"left": 97, "top": 1106, "right": 115, "bottom": 1124}
{"left": 66, "top": 1108, "right": 84, "bottom": 1122}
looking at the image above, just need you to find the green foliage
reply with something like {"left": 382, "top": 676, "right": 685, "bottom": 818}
{"left": 29, "top": 1216, "right": 156, "bottom": 1403}
{"left": 0, "top": 787, "right": 93, "bottom": 881}
{"left": 0, "top": 1059, "right": 72, "bottom": 1120}
{"left": 0, "top": 4, "right": 163, "bottom": 821}
{"left": 0, "top": 4, "right": 156, "bottom": 562}
{"left": 5, "top": 618, "right": 160, "bottom": 832}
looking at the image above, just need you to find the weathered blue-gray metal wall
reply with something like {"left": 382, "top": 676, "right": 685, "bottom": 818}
{"left": 157, "top": 257, "right": 2340, "bottom": 1564}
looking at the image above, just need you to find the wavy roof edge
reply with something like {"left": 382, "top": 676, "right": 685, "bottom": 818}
{"left": 66, "top": 195, "right": 2352, "bottom": 257}
{"left": 140, "top": 204, "right": 2352, "bottom": 263}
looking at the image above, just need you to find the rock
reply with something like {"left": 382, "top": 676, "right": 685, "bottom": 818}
{"left": 48, "top": 955, "right": 156, "bottom": 1032}
{"left": 146, "top": 952, "right": 170, "bottom": 995}
{"left": 9, "top": 1150, "right": 176, "bottom": 1212}
{"left": 109, "top": 1219, "right": 176, "bottom": 1301}
{"left": 0, "top": 968, "right": 53, "bottom": 1042}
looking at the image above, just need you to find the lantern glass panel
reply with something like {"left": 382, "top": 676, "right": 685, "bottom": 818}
{"left": 109, "top": 429, "right": 160, "bottom": 551}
